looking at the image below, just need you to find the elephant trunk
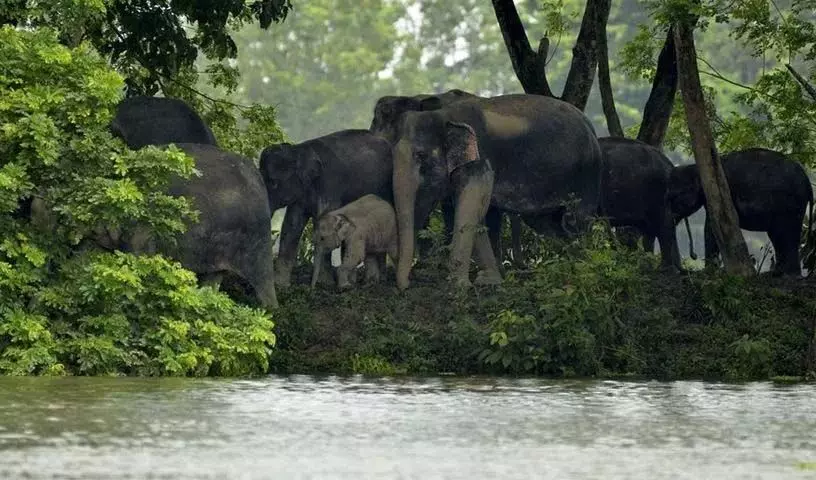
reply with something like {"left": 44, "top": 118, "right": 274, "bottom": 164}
{"left": 393, "top": 141, "right": 417, "bottom": 290}
{"left": 311, "top": 246, "right": 324, "bottom": 288}
{"left": 684, "top": 217, "right": 697, "bottom": 260}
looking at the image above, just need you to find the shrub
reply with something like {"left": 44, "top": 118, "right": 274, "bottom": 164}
{"left": 0, "top": 26, "right": 275, "bottom": 376}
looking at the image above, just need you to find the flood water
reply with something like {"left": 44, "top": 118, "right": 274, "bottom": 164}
{"left": 0, "top": 376, "right": 814, "bottom": 479}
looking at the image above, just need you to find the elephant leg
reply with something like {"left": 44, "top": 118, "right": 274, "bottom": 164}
{"left": 703, "top": 214, "right": 721, "bottom": 270}
{"left": 364, "top": 253, "right": 385, "bottom": 284}
{"left": 275, "top": 204, "right": 308, "bottom": 287}
{"left": 510, "top": 215, "right": 524, "bottom": 266}
{"left": 657, "top": 210, "right": 681, "bottom": 270}
{"left": 316, "top": 248, "right": 335, "bottom": 285}
{"left": 449, "top": 175, "right": 494, "bottom": 288}
{"left": 337, "top": 239, "right": 365, "bottom": 290}
{"left": 473, "top": 229, "right": 502, "bottom": 286}
{"left": 485, "top": 206, "right": 503, "bottom": 264}
{"left": 769, "top": 225, "right": 801, "bottom": 276}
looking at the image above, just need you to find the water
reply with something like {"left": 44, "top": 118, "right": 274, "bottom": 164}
{"left": 0, "top": 376, "right": 814, "bottom": 479}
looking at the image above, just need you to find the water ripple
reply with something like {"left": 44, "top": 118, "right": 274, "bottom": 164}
{"left": 0, "top": 376, "right": 814, "bottom": 479}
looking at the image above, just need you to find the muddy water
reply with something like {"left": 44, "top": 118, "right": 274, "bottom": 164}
{"left": 0, "top": 376, "right": 814, "bottom": 479}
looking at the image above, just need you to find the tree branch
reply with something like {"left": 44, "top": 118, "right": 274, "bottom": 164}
{"left": 490, "top": 0, "right": 553, "bottom": 97}
{"left": 636, "top": 27, "right": 678, "bottom": 147}
{"left": 595, "top": 0, "right": 622, "bottom": 137}
{"left": 786, "top": 63, "right": 816, "bottom": 102}
{"left": 561, "top": 0, "right": 608, "bottom": 110}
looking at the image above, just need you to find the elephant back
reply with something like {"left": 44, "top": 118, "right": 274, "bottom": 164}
{"left": 110, "top": 96, "right": 218, "bottom": 150}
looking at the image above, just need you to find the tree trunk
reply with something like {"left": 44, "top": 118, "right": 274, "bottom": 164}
{"left": 596, "top": 0, "right": 622, "bottom": 137}
{"left": 491, "top": 0, "right": 610, "bottom": 111}
{"left": 560, "top": 0, "right": 608, "bottom": 110}
{"left": 490, "top": 0, "right": 553, "bottom": 97}
{"left": 673, "top": 20, "right": 753, "bottom": 276}
{"left": 637, "top": 28, "right": 678, "bottom": 147}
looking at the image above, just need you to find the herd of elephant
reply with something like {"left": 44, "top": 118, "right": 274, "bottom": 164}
{"left": 102, "top": 91, "right": 815, "bottom": 309}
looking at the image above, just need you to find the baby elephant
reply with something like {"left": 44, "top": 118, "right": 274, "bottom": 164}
{"left": 311, "top": 194, "right": 399, "bottom": 289}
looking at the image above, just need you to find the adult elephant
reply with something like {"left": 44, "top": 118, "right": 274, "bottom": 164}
{"left": 110, "top": 95, "right": 218, "bottom": 149}
{"left": 668, "top": 148, "right": 813, "bottom": 276}
{"left": 32, "top": 144, "right": 279, "bottom": 308}
{"left": 599, "top": 137, "right": 682, "bottom": 269}
{"left": 371, "top": 89, "right": 524, "bottom": 266}
{"left": 259, "top": 129, "right": 393, "bottom": 286}
{"left": 388, "top": 93, "right": 603, "bottom": 290}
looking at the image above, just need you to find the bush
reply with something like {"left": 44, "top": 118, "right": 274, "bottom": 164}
{"left": 0, "top": 26, "right": 276, "bottom": 376}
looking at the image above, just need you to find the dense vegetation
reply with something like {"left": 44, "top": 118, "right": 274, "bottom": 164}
{"left": 1, "top": 0, "right": 815, "bottom": 379}
{"left": 0, "top": 27, "right": 275, "bottom": 376}
{"left": 272, "top": 227, "right": 816, "bottom": 380}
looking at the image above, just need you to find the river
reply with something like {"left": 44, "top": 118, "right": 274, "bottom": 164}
{"left": 0, "top": 376, "right": 814, "bottom": 479}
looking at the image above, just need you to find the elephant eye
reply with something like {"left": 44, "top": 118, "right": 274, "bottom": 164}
{"left": 414, "top": 150, "right": 428, "bottom": 163}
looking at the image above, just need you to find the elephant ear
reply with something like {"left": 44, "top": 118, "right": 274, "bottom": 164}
{"left": 444, "top": 121, "right": 479, "bottom": 175}
{"left": 335, "top": 213, "right": 356, "bottom": 240}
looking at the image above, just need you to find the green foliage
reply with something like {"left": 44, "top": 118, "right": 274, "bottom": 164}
{"left": 0, "top": 27, "right": 276, "bottom": 377}
{"left": 0, "top": 0, "right": 293, "bottom": 95}
{"left": 479, "top": 224, "right": 650, "bottom": 376}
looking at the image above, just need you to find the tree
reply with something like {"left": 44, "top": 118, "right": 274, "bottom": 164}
{"left": 490, "top": 0, "right": 610, "bottom": 110}
{"left": 0, "top": 0, "right": 293, "bottom": 95}
{"left": 224, "top": 0, "right": 407, "bottom": 142}
{"left": 672, "top": 6, "right": 753, "bottom": 275}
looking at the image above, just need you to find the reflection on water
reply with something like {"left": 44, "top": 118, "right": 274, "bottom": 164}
{"left": 0, "top": 376, "right": 814, "bottom": 479}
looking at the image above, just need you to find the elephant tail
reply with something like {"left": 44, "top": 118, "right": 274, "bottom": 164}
{"left": 684, "top": 217, "right": 697, "bottom": 260}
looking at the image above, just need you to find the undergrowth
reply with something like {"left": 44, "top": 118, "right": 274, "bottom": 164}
{"left": 271, "top": 224, "right": 816, "bottom": 381}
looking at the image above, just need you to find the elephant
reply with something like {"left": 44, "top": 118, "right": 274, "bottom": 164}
{"left": 30, "top": 144, "right": 278, "bottom": 308}
{"left": 387, "top": 93, "right": 603, "bottom": 289}
{"left": 109, "top": 96, "right": 218, "bottom": 149}
{"left": 370, "top": 89, "right": 525, "bottom": 266}
{"left": 259, "top": 129, "right": 393, "bottom": 287}
{"left": 311, "top": 194, "right": 398, "bottom": 290}
{"left": 598, "top": 137, "right": 681, "bottom": 269}
{"left": 668, "top": 148, "right": 814, "bottom": 276}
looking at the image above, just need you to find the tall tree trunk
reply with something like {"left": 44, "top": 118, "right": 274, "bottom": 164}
{"left": 637, "top": 28, "right": 678, "bottom": 147}
{"left": 674, "top": 20, "right": 753, "bottom": 275}
{"left": 596, "top": 0, "right": 623, "bottom": 137}
{"left": 491, "top": 0, "right": 610, "bottom": 110}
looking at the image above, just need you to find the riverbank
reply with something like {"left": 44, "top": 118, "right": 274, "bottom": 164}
{"left": 270, "top": 245, "right": 816, "bottom": 381}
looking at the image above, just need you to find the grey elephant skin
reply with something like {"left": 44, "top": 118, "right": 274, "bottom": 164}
{"left": 110, "top": 96, "right": 218, "bottom": 149}
{"left": 599, "top": 137, "right": 681, "bottom": 269}
{"left": 668, "top": 148, "right": 814, "bottom": 276}
{"left": 259, "top": 129, "right": 393, "bottom": 287}
{"left": 136, "top": 144, "right": 278, "bottom": 308}
{"left": 311, "top": 194, "right": 398, "bottom": 290}
{"left": 385, "top": 93, "right": 603, "bottom": 289}
{"left": 371, "top": 89, "right": 524, "bottom": 265}
{"left": 29, "top": 143, "right": 278, "bottom": 308}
